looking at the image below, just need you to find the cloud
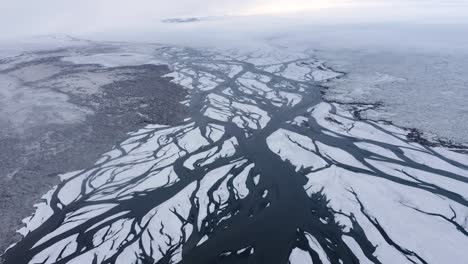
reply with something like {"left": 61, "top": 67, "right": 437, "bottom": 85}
{"left": 0, "top": 0, "right": 364, "bottom": 39}
{"left": 0, "top": 0, "right": 467, "bottom": 40}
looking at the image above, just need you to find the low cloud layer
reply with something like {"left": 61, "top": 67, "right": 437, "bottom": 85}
{"left": 1, "top": 0, "right": 323, "bottom": 39}
{"left": 2, "top": 0, "right": 466, "bottom": 40}
{"left": 0, "top": 0, "right": 467, "bottom": 58}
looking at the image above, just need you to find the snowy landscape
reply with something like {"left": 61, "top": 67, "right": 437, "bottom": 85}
{"left": 0, "top": 38, "right": 466, "bottom": 264}
{"left": 1, "top": 1, "right": 468, "bottom": 264}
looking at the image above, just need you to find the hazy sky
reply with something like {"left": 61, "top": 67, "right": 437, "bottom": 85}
{"left": 0, "top": 0, "right": 467, "bottom": 40}
{"left": 0, "top": 0, "right": 406, "bottom": 38}
{"left": 0, "top": 0, "right": 335, "bottom": 38}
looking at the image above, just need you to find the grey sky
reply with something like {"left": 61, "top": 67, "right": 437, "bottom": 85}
{"left": 0, "top": 0, "right": 323, "bottom": 39}
{"left": 0, "top": 0, "right": 467, "bottom": 40}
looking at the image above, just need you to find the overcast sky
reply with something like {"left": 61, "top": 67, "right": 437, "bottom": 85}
{"left": 1, "top": 0, "right": 467, "bottom": 40}
{"left": 0, "top": 0, "right": 335, "bottom": 39}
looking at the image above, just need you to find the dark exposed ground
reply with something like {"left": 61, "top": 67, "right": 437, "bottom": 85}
{"left": 0, "top": 58, "right": 188, "bottom": 258}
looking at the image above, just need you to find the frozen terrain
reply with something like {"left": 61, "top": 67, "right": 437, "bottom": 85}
{"left": 0, "top": 39, "right": 188, "bottom": 254}
{"left": 318, "top": 49, "right": 468, "bottom": 144}
{"left": 2, "top": 40, "right": 468, "bottom": 264}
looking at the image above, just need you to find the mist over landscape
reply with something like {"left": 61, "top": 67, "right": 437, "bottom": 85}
{"left": 1, "top": 1, "right": 468, "bottom": 264}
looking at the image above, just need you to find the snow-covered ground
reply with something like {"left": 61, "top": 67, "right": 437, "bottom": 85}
{"left": 318, "top": 49, "right": 468, "bottom": 144}
{"left": 2, "top": 3, "right": 468, "bottom": 262}
{"left": 0, "top": 39, "right": 189, "bottom": 257}
{"left": 2, "top": 39, "right": 468, "bottom": 264}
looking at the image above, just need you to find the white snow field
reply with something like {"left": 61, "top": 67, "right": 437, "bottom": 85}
{"left": 2, "top": 41, "right": 468, "bottom": 264}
